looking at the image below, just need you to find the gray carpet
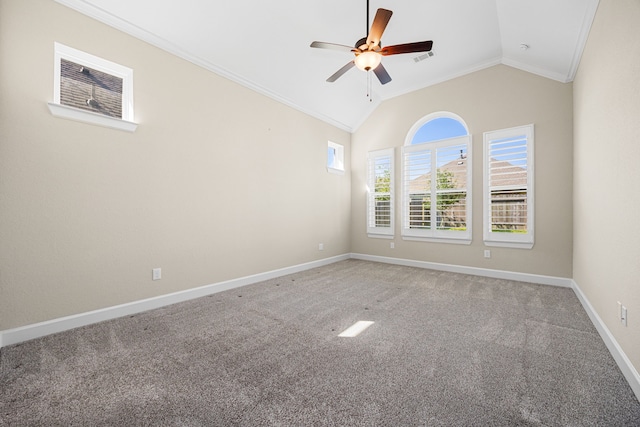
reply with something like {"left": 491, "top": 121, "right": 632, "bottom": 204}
{"left": 1, "top": 260, "right": 639, "bottom": 426}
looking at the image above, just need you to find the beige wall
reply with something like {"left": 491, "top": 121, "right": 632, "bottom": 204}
{"left": 0, "top": 0, "right": 351, "bottom": 330}
{"left": 573, "top": 0, "right": 640, "bottom": 374}
{"left": 351, "top": 65, "right": 574, "bottom": 278}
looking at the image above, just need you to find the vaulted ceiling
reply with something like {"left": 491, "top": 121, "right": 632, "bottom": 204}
{"left": 56, "top": 0, "right": 599, "bottom": 132}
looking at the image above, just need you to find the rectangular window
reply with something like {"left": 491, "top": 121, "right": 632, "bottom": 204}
{"left": 402, "top": 136, "right": 471, "bottom": 243}
{"left": 48, "top": 43, "right": 137, "bottom": 132}
{"left": 327, "top": 141, "right": 345, "bottom": 174}
{"left": 483, "top": 124, "right": 534, "bottom": 248}
{"left": 367, "top": 148, "right": 394, "bottom": 238}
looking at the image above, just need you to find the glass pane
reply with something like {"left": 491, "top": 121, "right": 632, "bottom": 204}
{"left": 490, "top": 189, "right": 527, "bottom": 232}
{"left": 436, "top": 145, "right": 467, "bottom": 190}
{"left": 409, "top": 194, "right": 431, "bottom": 229}
{"left": 436, "top": 191, "right": 466, "bottom": 230}
{"left": 411, "top": 117, "right": 467, "bottom": 144}
{"left": 405, "top": 151, "right": 431, "bottom": 189}
{"left": 374, "top": 157, "right": 391, "bottom": 193}
{"left": 489, "top": 135, "right": 527, "bottom": 186}
{"left": 328, "top": 142, "right": 344, "bottom": 170}
{"left": 327, "top": 147, "right": 336, "bottom": 168}
{"left": 60, "top": 58, "right": 123, "bottom": 118}
{"left": 374, "top": 196, "right": 391, "bottom": 227}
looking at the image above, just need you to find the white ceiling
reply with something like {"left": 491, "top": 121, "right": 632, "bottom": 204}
{"left": 56, "top": 0, "right": 599, "bottom": 132}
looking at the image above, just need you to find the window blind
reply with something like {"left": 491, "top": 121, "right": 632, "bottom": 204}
{"left": 483, "top": 124, "right": 534, "bottom": 248}
{"left": 367, "top": 149, "right": 394, "bottom": 236}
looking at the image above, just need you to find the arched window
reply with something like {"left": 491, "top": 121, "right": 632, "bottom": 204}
{"left": 401, "top": 112, "right": 472, "bottom": 243}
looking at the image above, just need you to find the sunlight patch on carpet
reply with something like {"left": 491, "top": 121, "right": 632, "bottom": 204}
{"left": 338, "top": 321, "right": 374, "bottom": 337}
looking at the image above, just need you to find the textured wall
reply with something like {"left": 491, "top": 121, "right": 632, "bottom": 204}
{"left": 0, "top": 0, "right": 351, "bottom": 330}
{"left": 573, "top": 0, "right": 640, "bottom": 376}
{"left": 351, "top": 65, "right": 574, "bottom": 278}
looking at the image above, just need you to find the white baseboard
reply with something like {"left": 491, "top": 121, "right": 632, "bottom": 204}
{"left": 0, "top": 254, "right": 350, "bottom": 349}
{"left": 350, "top": 253, "right": 574, "bottom": 287}
{"left": 571, "top": 279, "right": 640, "bottom": 401}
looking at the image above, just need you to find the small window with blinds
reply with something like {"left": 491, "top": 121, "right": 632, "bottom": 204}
{"left": 483, "top": 124, "right": 534, "bottom": 249}
{"left": 367, "top": 148, "right": 394, "bottom": 237}
{"left": 402, "top": 137, "right": 471, "bottom": 243}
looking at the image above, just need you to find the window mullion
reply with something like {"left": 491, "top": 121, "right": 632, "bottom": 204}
{"left": 431, "top": 148, "right": 437, "bottom": 232}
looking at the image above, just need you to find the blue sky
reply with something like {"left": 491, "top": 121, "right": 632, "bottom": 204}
{"left": 411, "top": 117, "right": 467, "bottom": 144}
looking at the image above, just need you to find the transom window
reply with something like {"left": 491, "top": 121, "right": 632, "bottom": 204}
{"left": 402, "top": 112, "right": 472, "bottom": 244}
{"left": 411, "top": 117, "right": 468, "bottom": 143}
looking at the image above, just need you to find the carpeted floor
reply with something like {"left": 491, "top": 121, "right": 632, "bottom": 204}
{"left": 1, "top": 260, "right": 639, "bottom": 426}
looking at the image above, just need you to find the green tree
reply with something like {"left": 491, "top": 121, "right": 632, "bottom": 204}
{"left": 418, "top": 169, "right": 465, "bottom": 229}
{"left": 436, "top": 169, "right": 463, "bottom": 209}
{"left": 375, "top": 169, "right": 391, "bottom": 194}
{"left": 374, "top": 169, "right": 392, "bottom": 227}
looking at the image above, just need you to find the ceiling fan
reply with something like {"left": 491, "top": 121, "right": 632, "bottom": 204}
{"left": 310, "top": 0, "right": 433, "bottom": 85}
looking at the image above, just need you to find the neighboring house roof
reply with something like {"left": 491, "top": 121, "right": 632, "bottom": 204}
{"left": 60, "top": 58, "right": 123, "bottom": 118}
{"left": 408, "top": 158, "right": 468, "bottom": 193}
{"left": 408, "top": 158, "right": 526, "bottom": 193}
{"left": 487, "top": 159, "right": 528, "bottom": 188}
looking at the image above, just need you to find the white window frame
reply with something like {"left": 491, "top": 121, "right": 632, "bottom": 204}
{"left": 327, "top": 141, "right": 345, "bottom": 175}
{"left": 483, "top": 124, "right": 534, "bottom": 249}
{"left": 47, "top": 42, "right": 137, "bottom": 132}
{"left": 367, "top": 148, "right": 394, "bottom": 238}
{"left": 401, "top": 136, "right": 472, "bottom": 244}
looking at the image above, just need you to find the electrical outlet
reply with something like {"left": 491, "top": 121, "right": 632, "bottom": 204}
{"left": 152, "top": 268, "right": 161, "bottom": 281}
{"left": 318, "top": 243, "right": 324, "bottom": 251}
{"left": 618, "top": 301, "right": 622, "bottom": 320}
{"left": 484, "top": 250, "right": 491, "bottom": 259}
{"left": 618, "top": 301, "right": 628, "bottom": 327}
{"left": 390, "top": 242, "right": 395, "bottom": 249}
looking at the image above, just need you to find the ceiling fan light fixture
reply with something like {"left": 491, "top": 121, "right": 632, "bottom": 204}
{"left": 354, "top": 51, "right": 382, "bottom": 71}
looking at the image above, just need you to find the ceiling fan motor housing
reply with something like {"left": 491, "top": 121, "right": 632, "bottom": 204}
{"left": 355, "top": 37, "right": 381, "bottom": 51}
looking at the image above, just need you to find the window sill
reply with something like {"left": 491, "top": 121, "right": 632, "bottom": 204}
{"left": 47, "top": 103, "right": 138, "bottom": 132}
{"left": 402, "top": 235, "right": 472, "bottom": 245}
{"left": 368, "top": 233, "right": 394, "bottom": 239}
{"left": 484, "top": 240, "right": 534, "bottom": 249}
{"left": 327, "top": 167, "right": 345, "bottom": 175}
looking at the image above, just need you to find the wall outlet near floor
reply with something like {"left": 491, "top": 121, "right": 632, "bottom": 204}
{"left": 390, "top": 242, "right": 395, "bottom": 249}
{"left": 152, "top": 268, "right": 162, "bottom": 281}
{"left": 484, "top": 250, "right": 491, "bottom": 259}
{"left": 318, "top": 243, "right": 324, "bottom": 251}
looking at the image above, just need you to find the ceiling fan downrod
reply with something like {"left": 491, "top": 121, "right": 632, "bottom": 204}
{"left": 366, "top": 0, "right": 370, "bottom": 37}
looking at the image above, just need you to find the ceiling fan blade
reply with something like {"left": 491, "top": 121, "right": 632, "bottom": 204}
{"left": 311, "top": 41, "right": 356, "bottom": 53}
{"left": 366, "top": 8, "right": 393, "bottom": 47}
{"left": 327, "top": 61, "right": 356, "bottom": 82}
{"left": 381, "top": 41, "right": 433, "bottom": 56}
{"left": 373, "top": 63, "right": 392, "bottom": 85}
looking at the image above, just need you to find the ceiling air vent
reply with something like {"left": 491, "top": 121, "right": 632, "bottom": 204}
{"left": 413, "top": 51, "right": 434, "bottom": 63}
